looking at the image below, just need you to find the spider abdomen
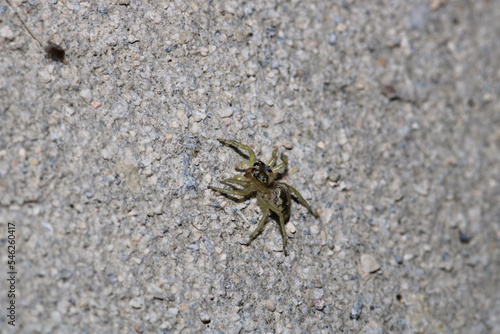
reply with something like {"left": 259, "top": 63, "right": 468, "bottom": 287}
{"left": 267, "top": 183, "right": 291, "bottom": 222}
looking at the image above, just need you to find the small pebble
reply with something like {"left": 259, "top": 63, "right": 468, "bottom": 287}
{"left": 360, "top": 254, "right": 380, "bottom": 273}
{"left": 403, "top": 253, "right": 414, "bottom": 261}
{"left": 312, "top": 280, "right": 323, "bottom": 288}
{"left": 129, "top": 297, "right": 144, "bottom": 309}
{"left": 422, "top": 244, "right": 432, "bottom": 252}
{"left": 338, "top": 129, "right": 348, "bottom": 145}
{"left": 178, "top": 110, "right": 189, "bottom": 128}
{"left": 0, "top": 25, "right": 15, "bottom": 40}
{"left": 146, "top": 11, "right": 162, "bottom": 24}
{"left": 430, "top": 0, "right": 445, "bottom": 11}
{"left": 336, "top": 23, "right": 347, "bottom": 33}
{"left": 274, "top": 109, "right": 286, "bottom": 124}
{"left": 91, "top": 101, "right": 102, "bottom": 109}
{"left": 79, "top": 88, "right": 93, "bottom": 103}
{"left": 310, "top": 225, "right": 320, "bottom": 235}
{"left": 133, "top": 323, "right": 143, "bottom": 333}
{"left": 108, "top": 273, "right": 118, "bottom": 283}
{"left": 199, "top": 47, "right": 209, "bottom": 56}
{"left": 128, "top": 35, "right": 140, "bottom": 43}
{"left": 381, "top": 85, "right": 397, "bottom": 100}
{"left": 38, "top": 68, "right": 53, "bottom": 83}
{"left": 414, "top": 180, "right": 429, "bottom": 196}
{"left": 329, "top": 32, "right": 337, "bottom": 46}
{"left": 282, "top": 141, "right": 293, "bottom": 149}
{"left": 350, "top": 300, "right": 363, "bottom": 319}
{"left": 192, "top": 110, "right": 207, "bottom": 122}
{"left": 217, "top": 107, "right": 234, "bottom": 118}
{"left": 313, "top": 289, "right": 324, "bottom": 299}
{"left": 64, "top": 107, "right": 75, "bottom": 117}
{"left": 199, "top": 311, "right": 211, "bottom": 323}
{"left": 313, "top": 298, "right": 325, "bottom": 310}
{"left": 263, "top": 97, "right": 274, "bottom": 106}
{"left": 244, "top": 6, "right": 253, "bottom": 15}
{"left": 285, "top": 222, "right": 296, "bottom": 234}
{"left": 102, "top": 147, "right": 114, "bottom": 160}
{"left": 265, "top": 300, "right": 276, "bottom": 312}
{"left": 60, "top": 269, "right": 73, "bottom": 280}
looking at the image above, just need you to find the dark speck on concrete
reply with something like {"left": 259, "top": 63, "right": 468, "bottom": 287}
{"left": 329, "top": 32, "right": 337, "bottom": 46}
{"left": 459, "top": 231, "right": 472, "bottom": 244}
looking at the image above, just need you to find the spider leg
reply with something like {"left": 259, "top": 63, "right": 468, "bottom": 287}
{"left": 278, "top": 212, "right": 288, "bottom": 256}
{"left": 235, "top": 161, "right": 253, "bottom": 171}
{"left": 263, "top": 199, "right": 289, "bottom": 256}
{"left": 286, "top": 185, "right": 319, "bottom": 218}
{"left": 220, "top": 177, "right": 250, "bottom": 187}
{"left": 209, "top": 185, "right": 255, "bottom": 197}
{"left": 267, "top": 149, "right": 278, "bottom": 167}
{"left": 218, "top": 139, "right": 257, "bottom": 165}
{"left": 246, "top": 197, "right": 270, "bottom": 246}
{"left": 271, "top": 153, "right": 288, "bottom": 174}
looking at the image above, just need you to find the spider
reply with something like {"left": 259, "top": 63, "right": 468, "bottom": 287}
{"left": 209, "top": 139, "right": 319, "bottom": 255}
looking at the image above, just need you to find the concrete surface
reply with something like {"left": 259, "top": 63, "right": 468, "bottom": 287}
{"left": 1, "top": 0, "right": 499, "bottom": 333}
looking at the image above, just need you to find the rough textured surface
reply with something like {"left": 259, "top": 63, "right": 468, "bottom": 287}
{"left": 1, "top": 0, "right": 499, "bottom": 333}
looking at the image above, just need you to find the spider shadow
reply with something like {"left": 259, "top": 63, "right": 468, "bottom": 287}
{"left": 216, "top": 192, "right": 252, "bottom": 203}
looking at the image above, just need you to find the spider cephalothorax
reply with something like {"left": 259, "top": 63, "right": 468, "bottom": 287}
{"left": 209, "top": 139, "right": 318, "bottom": 255}
{"left": 246, "top": 161, "right": 274, "bottom": 185}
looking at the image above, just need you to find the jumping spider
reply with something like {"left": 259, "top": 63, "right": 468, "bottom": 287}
{"left": 209, "top": 139, "right": 318, "bottom": 255}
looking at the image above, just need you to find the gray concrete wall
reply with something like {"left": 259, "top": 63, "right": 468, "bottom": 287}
{"left": 1, "top": 0, "right": 499, "bottom": 332}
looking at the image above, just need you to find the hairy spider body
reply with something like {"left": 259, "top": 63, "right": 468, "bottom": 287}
{"left": 267, "top": 183, "right": 291, "bottom": 222}
{"left": 209, "top": 139, "right": 318, "bottom": 255}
